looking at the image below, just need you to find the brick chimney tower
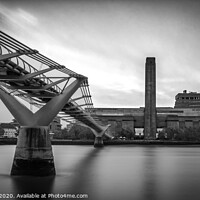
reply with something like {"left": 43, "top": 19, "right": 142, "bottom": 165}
{"left": 144, "top": 57, "right": 157, "bottom": 139}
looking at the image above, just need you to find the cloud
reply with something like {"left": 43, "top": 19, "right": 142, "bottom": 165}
{"left": 0, "top": 3, "right": 38, "bottom": 33}
{"left": 15, "top": 8, "right": 38, "bottom": 26}
{"left": 0, "top": 101, "right": 13, "bottom": 122}
{"left": 1, "top": 0, "right": 200, "bottom": 114}
{"left": 91, "top": 85, "right": 144, "bottom": 108}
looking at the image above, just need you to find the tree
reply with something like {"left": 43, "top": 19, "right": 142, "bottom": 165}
{"left": 157, "top": 131, "right": 165, "bottom": 140}
{"left": 61, "top": 128, "right": 70, "bottom": 139}
{"left": 68, "top": 124, "right": 94, "bottom": 140}
{"left": 121, "top": 128, "right": 133, "bottom": 140}
{"left": 161, "top": 127, "right": 200, "bottom": 141}
{"left": 0, "top": 126, "right": 4, "bottom": 137}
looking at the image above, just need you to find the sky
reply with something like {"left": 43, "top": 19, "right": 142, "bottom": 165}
{"left": 0, "top": 0, "right": 200, "bottom": 122}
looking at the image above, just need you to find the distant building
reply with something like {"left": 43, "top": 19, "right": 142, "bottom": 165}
{"left": 90, "top": 96, "right": 200, "bottom": 138}
{"left": 0, "top": 123, "right": 17, "bottom": 138}
{"left": 175, "top": 90, "right": 200, "bottom": 108}
{"left": 90, "top": 108, "right": 136, "bottom": 138}
{"left": 49, "top": 117, "right": 62, "bottom": 138}
{"left": 10, "top": 119, "right": 20, "bottom": 131}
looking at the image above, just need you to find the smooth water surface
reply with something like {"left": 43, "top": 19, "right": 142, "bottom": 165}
{"left": 0, "top": 145, "right": 200, "bottom": 200}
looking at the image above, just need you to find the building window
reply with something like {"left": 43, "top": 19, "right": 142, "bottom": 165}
{"left": 185, "top": 121, "right": 193, "bottom": 128}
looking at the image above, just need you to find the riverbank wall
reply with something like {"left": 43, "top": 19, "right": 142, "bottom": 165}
{"left": 1, "top": 138, "right": 200, "bottom": 146}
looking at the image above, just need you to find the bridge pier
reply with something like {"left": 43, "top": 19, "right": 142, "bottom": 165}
{"left": 11, "top": 126, "right": 55, "bottom": 176}
{"left": 90, "top": 124, "right": 111, "bottom": 148}
{"left": 94, "top": 136, "right": 104, "bottom": 148}
{"left": 0, "top": 78, "right": 84, "bottom": 176}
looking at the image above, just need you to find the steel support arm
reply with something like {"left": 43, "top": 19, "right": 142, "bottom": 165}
{"left": 0, "top": 88, "right": 34, "bottom": 125}
{"left": 7, "top": 77, "right": 70, "bottom": 91}
{"left": 32, "top": 78, "right": 84, "bottom": 126}
{"left": 0, "top": 78, "right": 84, "bottom": 126}
{"left": 0, "top": 68, "right": 55, "bottom": 81}
{"left": 0, "top": 52, "right": 24, "bottom": 61}
{"left": 43, "top": 77, "right": 70, "bottom": 90}
{"left": 21, "top": 67, "right": 55, "bottom": 80}
{"left": 0, "top": 50, "right": 38, "bottom": 61}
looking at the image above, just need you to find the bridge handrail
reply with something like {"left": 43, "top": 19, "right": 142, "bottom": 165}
{"left": 0, "top": 43, "right": 62, "bottom": 93}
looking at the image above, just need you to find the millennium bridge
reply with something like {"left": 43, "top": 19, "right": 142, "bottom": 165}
{"left": 0, "top": 31, "right": 110, "bottom": 176}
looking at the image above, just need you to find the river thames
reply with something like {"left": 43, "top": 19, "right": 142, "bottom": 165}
{"left": 0, "top": 145, "right": 200, "bottom": 200}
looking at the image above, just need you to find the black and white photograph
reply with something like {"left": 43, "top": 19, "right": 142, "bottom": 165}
{"left": 0, "top": 0, "right": 200, "bottom": 199}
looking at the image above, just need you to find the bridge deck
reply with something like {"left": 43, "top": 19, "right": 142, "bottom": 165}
{"left": 0, "top": 31, "right": 101, "bottom": 131}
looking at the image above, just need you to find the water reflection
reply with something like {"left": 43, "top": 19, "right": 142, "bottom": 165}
{"left": 69, "top": 148, "right": 101, "bottom": 194}
{"left": 1, "top": 145, "right": 200, "bottom": 200}
{"left": 52, "top": 147, "right": 101, "bottom": 196}
{"left": 142, "top": 147, "right": 158, "bottom": 200}
{"left": 11, "top": 176, "right": 55, "bottom": 198}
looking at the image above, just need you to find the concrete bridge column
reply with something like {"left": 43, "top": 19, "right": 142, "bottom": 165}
{"left": 11, "top": 126, "right": 55, "bottom": 176}
{"left": 94, "top": 136, "right": 104, "bottom": 148}
{"left": 90, "top": 124, "right": 111, "bottom": 148}
{"left": 0, "top": 78, "right": 84, "bottom": 176}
